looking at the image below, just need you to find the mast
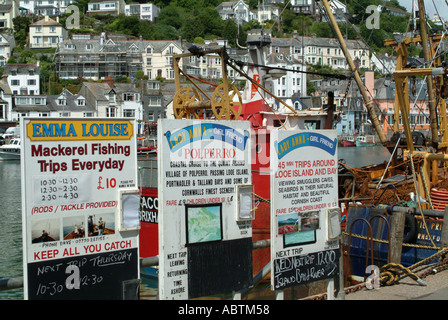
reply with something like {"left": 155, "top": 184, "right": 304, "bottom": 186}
{"left": 418, "top": 0, "right": 439, "bottom": 148}
{"left": 320, "top": 0, "right": 387, "bottom": 144}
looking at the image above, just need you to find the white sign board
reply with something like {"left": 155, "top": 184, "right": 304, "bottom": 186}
{"left": 270, "top": 130, "right": 340, "bottom": 291}
{"left": 158, "top": 119, "right": 253, "bottom": 300}
{"left": 21, "top": 118, "right": 140, "bottom": 300}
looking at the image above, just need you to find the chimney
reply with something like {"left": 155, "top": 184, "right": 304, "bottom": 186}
{"left": 100, "top": 32, "right": 105, "bottom": 45}
{"left": 45, "top": 15, "right": 49, "bottom": 22}
{"left": 56, "top": 16, "right": 59, "bottom": 23}
{"left": 104, "top": 76, "right": 114, "bottom": 89}
{"left": 140, "top": 35, "right": 142, "bottom": 42}
{"left": 365, "top": 70, "right": 375, "bottom": 100}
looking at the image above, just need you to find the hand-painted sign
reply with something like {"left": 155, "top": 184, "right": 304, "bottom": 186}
{"left": 158, "top": 119, "right": 253, "bottom": 300}
{"left": 21, "top": 118, "right": 139, "bottom": 300}
{"left": 270, "top": 130, "right": 340, "bottom": 291}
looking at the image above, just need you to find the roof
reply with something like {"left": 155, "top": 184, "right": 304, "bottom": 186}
{"left": 30, "top": 17, "right": 62, "bottom": 26}
{"left": 81, "top": 82, "right": 113, "bottom": 101}
{"left": 0, "top": 4, "right": 12, "bottom": 13}
{"left": 271, "top": 37, "right": 303, "bottom": 48}
{"left": 47, "top": 90, "right": 96, "bottom": 112}
{"left": 57, "top": 36, "right": 181, "bottom": 55}
{"left": 4, "top": 63, "right": 40, "bottom": 75}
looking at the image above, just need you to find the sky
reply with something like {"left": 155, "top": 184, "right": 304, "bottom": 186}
{"left": 399, "top": 0, "right": 448, "bottom": 21}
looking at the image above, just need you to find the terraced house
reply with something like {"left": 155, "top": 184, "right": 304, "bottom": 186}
{"left": 55, "top": 33, "right": 182, "bottom": 81}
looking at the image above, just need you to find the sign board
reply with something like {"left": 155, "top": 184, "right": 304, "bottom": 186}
{"left": 21, "top": 118, "right": 140, "bottom": 300}
{"left": 158, "top": 119, "right": 253, "bottom": 300}
{"left": 270, "top": 130, "right": 340, "bottom": 291}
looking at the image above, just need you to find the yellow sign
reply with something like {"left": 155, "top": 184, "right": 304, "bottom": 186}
{"left": 26, "top": 119, "right": 134, "bottom": 142}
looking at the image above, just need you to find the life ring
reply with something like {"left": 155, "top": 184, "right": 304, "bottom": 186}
{"left": 403, "top": 214, "right": 418, "bottom": 243}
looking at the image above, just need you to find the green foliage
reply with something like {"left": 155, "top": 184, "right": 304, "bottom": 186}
{"left": 193, "top": 37, "right": 205, "bottom": 44}
{"left": 135, "top": 70, "right": 144, "bottom": 81}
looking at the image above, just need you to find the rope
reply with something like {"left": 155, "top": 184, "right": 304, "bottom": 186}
{"left": 379, "top": 263, "right": 427, "bottom": 286}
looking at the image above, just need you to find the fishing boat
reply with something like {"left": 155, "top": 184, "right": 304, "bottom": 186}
{"left": 355, "top": 135, "right": 375, "bottom": 147}
{"left": 341, "top": 135, "right": 356, "bottom": 147}
{"left": 137, "top": 136, "right": 157, "bottom": 159}
{"left": 137, "top": 31, "right": 337, "bottom": 299}
{"left": 0, "top": 138, "right": 20, "bottom": 160}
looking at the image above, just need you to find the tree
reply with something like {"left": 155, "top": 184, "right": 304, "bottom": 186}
{"left": 193, "top": 37, "right": 205, "bottom": 44}
{"left": 222, "top": 19, "right": 238, "bottom": 47}
{"left": 135, "top": 70, "right": 144, "bottom": 81}
{"left": 182, "top": 16, "right": 204, "bottom": 42}
{"left": 157, "top": 5, "right": 182, "bottom": 30}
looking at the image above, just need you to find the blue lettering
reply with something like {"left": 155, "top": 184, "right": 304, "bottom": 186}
{"left": 90, "top": 124, "right": 99, "bottom": 137}
{"left": 82, "top": 124, "right": 89, "bottom": 137}
{"left": 67, "top": 124, "right": 77, "bottom": 137}
{"left": 33, "top": 124, "right": 42, "bottom": 137}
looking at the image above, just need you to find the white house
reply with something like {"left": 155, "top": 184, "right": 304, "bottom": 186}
{"left": 265, "top": 52, "right": 307, "bottom": 103}
{"left": 29, "top": 16, "right": 68, "bottom": 49}
{"left": 87, "top": 0, "right": 125, "bottom": 16}
{"left": 215, "top": 0, "right": 256, "bottom": 25}
{"left": 0, "top": 33, "right": 16, "bottom": 66}
{"left": 0, "top": 76, "right": 13, "bottom": 122}
{"left": 11, "top": 95, "right": 48, "bottom": 121}
{"left": 125, "top": 2, "right": 159, "bottom": 21}
{"left": 19, "top": 0, "right": 77, "bottom": 15}
{"left": 371, "top": 54, "right": 396, "bottom": 75}
{"left": 143, "top": 40, "right": 183, "bottom": 80}
{"left": 140, "top": 3, "right": 159, "bottom": 21}
{"left": 4, "top": 62, "right": 40, "bottom": 96}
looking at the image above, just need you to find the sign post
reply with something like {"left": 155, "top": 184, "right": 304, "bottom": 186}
{"left": 270, "top": 130, "right": 341, "bottom": 298}
{"left": 158, "top": 119, "right": 253, "bottom": 300}
{"left": 21, "top": 118, "right": 140, "bottom": 300}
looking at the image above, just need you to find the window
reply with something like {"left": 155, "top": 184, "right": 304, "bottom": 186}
{"left": 58, "top": 98, "right": 66, "bottom": 105}
{"left": 36, "top": 26, "right": 42, "bottom": 33}
{"left": 49, "top": 27, "right": 56, "bottom": 33}
{"left": 66, "top": 44, "right": 75, "bottom": 49}
{"left": 123, "top": 93, "right": 136, "bottom": 101}
{"left": 39, "top": 112, "right": 49, "bottom": 117}
{"left": 11, "top": 80, "right": 19, "bottom": 86}
{"left": 146, "top": 57, "right": 151, "bottom": 65}
{"left": 106, "top": 107, "right": 116, "bottom": 117}
{"left": 146, "top": 69, "right": 151, "bottom": 79}
{"left": 109, "top": 93, "right": 115, "bottom": 102}
{"left": 86, "top": 44, "right": 93, "bottom": 50}
{"left": 28, "top": 79, "right": 36, "bottom": 86}
{"left": 83, "top": 112, "right": 94, "bottom": 117}
{"left": 123, "top": 109, "right": 135, "bottom": 117}
{"left": 146, "top": 47, "right": 152, "bottom": 54}
{"left": 147, "top": 111, "right": 154, "bottom": 121}
{"left": 77, "top": 99, "right": 85, "bottom": 106}
{"left": 59, "top": 112, "right": 70, "bottom": 117}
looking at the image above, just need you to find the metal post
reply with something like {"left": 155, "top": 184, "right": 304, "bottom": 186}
{"left": 418, "top": 0, "right": 439, "bottom": 148}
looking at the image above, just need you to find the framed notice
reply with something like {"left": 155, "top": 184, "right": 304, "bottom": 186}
{"left": 158, "top": 119, "right": 253, "bottom": 300}
{"left": 21, "top": 118, "right": 140, "bottom": 300}
{"left": 270, "top": 130, "right": 340, "bottom": 290}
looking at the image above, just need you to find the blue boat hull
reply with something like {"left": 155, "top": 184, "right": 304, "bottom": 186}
{"left": 344, "top": 206, "right": 442, "bottom": 278}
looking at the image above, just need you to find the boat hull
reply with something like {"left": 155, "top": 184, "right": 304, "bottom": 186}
{"left": 355, "top": 141, "right": 375, "bottom": 147}
{"left": 344, "top": 205, "right": 442, "bottom": 283}
{"left": 342, "top": 140, "right": 356, "bottom": 147}
{"left": 0, "top": 151, "right": 20, "bottom": 160}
